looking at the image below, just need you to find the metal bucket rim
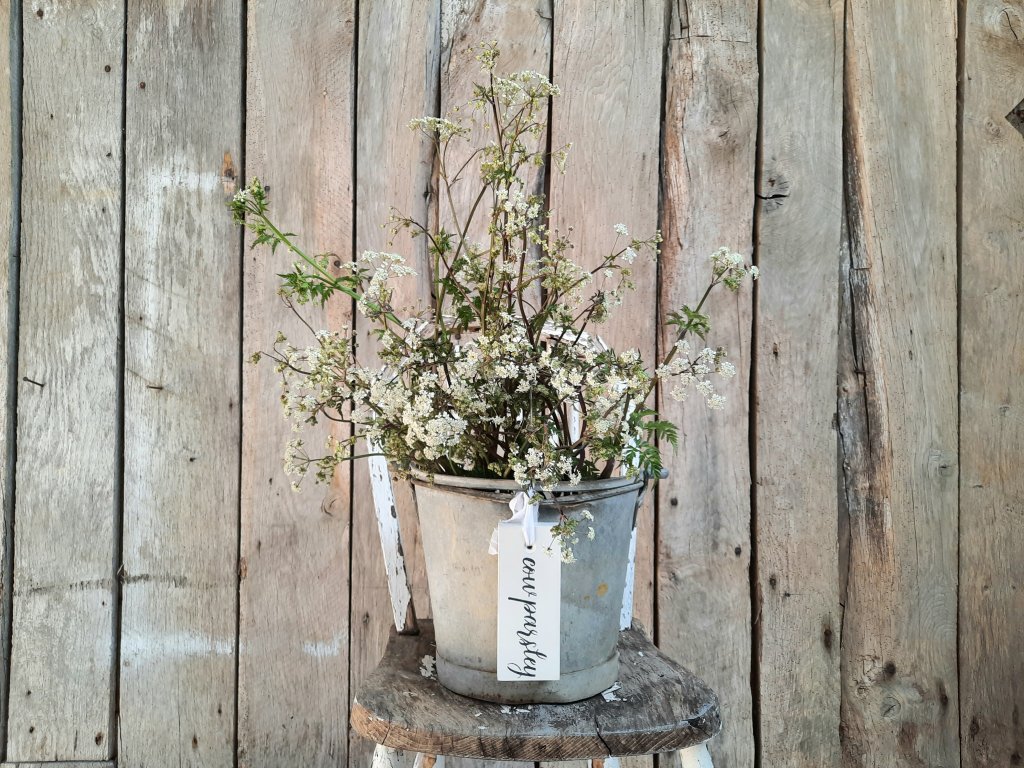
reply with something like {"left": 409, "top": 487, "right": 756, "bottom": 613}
{"left": 407, "top": 467, "right": 641, "bottom": 495}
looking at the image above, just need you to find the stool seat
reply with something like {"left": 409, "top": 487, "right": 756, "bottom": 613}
{"left": 350, "top": 620, "right": 720, "bottom": 761}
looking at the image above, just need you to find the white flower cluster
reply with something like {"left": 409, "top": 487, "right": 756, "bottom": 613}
{"left": 710, "top": 247, "right": 759, "bottom": 289}
{"left": 246, "top": 42, "right": 756, "bottom": 506}
{"left": 551, "top": 509, "right": 595, "bottom": 563}
{"left": 408, "top": 116, "right": 469, "bottom": 142}
{"left": 355, "top": 251, "right": 416, "bottom": 317}
{"left": 656, "top": 340, "right": 735, "bottom": 409}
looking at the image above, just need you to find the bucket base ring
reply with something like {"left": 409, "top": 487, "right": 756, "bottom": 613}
{"left": 434, "top": 652, "right": 620, "bottom": 704}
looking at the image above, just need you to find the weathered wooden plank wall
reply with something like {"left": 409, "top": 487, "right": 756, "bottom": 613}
{"left": 959, "top": 2, "right": 1024, "bottom": 766}
{"left": 241, "top": 2, "right": 355, "bottom": 766}
{"left": 755, "top": 1, "right": 843, "bottom": 765}
{"left": 841, "top": 3, "right": 960, "bottom": 764}
{"left": 659, "top": 1, "right": 757, "bottom": 766}
{"left": 9, "top": 2, "right": 123, "bottom": 760}
{"left": 1, "top": 2, "right": 1021, "bottom": 767}
{"left": 0, "top": 0, "right": 13, "bottom": 754}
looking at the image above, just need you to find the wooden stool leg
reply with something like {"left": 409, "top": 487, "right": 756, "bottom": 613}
{"left": 414, "top": 754, "right": 444, "bottom": 768}
{"left": 675, "top": 743, "right": 714, "bottom": 768}
{"left": 372, "top": 745, "right": 417, "bottom": 768}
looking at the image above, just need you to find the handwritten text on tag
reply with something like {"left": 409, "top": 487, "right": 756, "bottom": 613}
{"left": 496, "top": 519, "right": 561, "bottom": 681}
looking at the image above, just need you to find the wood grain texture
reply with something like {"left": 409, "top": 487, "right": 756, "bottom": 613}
{"left": 958, "top": 2, "right": 1024, "bottom": 766}
{"left": 351, "top": 621, "right": 719, "bottom": 761}
{"left": 549, "top": 0, "right": 664, "bottom": 638}
{"left": 351, "top": 3, "right": 439, "bottom": 767}
{"left": 1, "top": 763, "right": 115, "bottom": 768}
{"left": 657, "top": 2, "right": 757, "bottom": 767}
{"left": 754, "top": 1, "right": 842, "bottom": 766}
{"left": 0, "top": 0, "right": 13, "bottom": 747}
{"left": 240, "top": 3, "right": 354, "bottom": 766}
{"left": 118, "top": 2, "right": 241, "bottom": 765}
{"left": 839, "top": 1, "right": 959, "bottom": 765}
{"left": 7, "top": 2, "right": 123, "bottom": 759}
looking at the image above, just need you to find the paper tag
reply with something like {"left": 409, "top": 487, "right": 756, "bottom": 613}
{"left": 496, "top": 519, "right": 561, "bottom": 681}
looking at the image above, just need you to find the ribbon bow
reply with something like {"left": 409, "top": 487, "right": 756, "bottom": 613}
{"left": 488, "top": 490, "right": 539, "bottom": 555}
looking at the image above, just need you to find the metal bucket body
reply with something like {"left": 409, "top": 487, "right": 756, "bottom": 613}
{"left": 411, "top": 473, "right": 640, "bottom": 704}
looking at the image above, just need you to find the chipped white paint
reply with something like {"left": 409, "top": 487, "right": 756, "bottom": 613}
{"left": 568, "top": 402, "right": 582, "bottom": 443}
{"left": 620, "top": 526, "right": 638, "bottom": 630}
{"left": 302, "top": 633, "right": 345, "bottom": 659}
{"left": 498, "top": 705, "right": 533, "bottom": 715}
{"left": 121, "top": 630, "right": 234, "bottom": 660}
{"left": 600, "top": 681, "right": 623, "bottom": 702}
{"left": 134, "top": 157, "right": 230, "bottom": 257}
{"left": 419, "top": 655, "right": 436, "bottom": 679}
{"left": 616, "top": 392, "right": 641, "bottom": 632}
{"left": 367, "top": 437, "right": 416, "bottom": 633}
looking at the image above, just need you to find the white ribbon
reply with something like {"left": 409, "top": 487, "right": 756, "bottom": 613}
{"left": 488, "top": 490, "right": 539, "bottom": 555}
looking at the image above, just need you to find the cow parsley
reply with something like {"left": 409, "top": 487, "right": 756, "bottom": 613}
{"left": 230, "top": 42, "right": 757, "bottom": 496}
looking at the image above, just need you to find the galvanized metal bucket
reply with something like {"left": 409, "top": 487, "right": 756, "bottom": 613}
{"left": 411, "top": 472, "right": 643, "bottom": 704}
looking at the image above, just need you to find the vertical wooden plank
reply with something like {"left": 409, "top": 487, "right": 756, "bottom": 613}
{"left": 0, "top": 0, "right": 13, "bottom": 751}
{"left": 657, "top": 3, "right": 758, "bottom": 768}
{"left": 755, "top": 1, "right": 843, "bottom": 766}
{"left": 350, "top": 3, "right": 439, "bottom": 766}
{"left": 119, "top": 2, "right": 241, "bottom": 765}
{"left": 550, "top": 9, "right": 664, "bottom": 768}
{"left": 839, "top": 1, "right": 959, "bottom": 765}
{"left": 7, "top": 1, "right": 123, "bottom": 760}
{"left": 240, "top": 2, "right": 354, "bottom": 766}
{"left": 439, "top": 8, "right": 548, "bottom": 768}
{"left": 550, "top": 0, "right": 664, "bottom": 640}
{"left": 959, "top": 2, "right": 1024, "bottom": 766}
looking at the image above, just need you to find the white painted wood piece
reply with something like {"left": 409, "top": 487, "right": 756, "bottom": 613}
{"left": 368, "top": 439, "right": 417, "bottom": 634}
{"left": 373, "top": 745, "right": 417, "bottom": 768}
{"left": 659, "top": 745, "right": 714, "bottom": 768}
{"left": 414, "top": 753, "right": 444, "bottom": 768}
{"left": 619, "top": 527, "right": 638, "bottom": 632}
{"left": 678, "top": 744, "right": 714, "bottom": 768}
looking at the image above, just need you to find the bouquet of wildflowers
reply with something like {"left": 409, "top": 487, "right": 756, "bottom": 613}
{"left": 231, "top": 43, "right": 756, "bottom": 493}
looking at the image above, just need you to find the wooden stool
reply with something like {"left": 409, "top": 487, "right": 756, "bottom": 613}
{"left": 351, "top": 453, "right": 721, "bottom": 768}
